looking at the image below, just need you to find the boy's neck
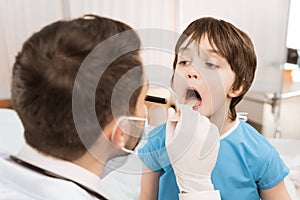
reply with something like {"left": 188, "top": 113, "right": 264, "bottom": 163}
{"left": 209, "top": 102, "right": 237, "bottom": 135}
{"left": 210, "top": 115, "right": 236, "bottom": 135}
{"left": 219, "top": 117, "right": 237, "bottom": 135}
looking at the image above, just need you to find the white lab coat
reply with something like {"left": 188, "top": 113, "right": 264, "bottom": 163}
{"left": 0, "top": 145, "right": 107, "bottom": 200}
{"left": 0, "top": 144, "right": 220, "bottom": 200}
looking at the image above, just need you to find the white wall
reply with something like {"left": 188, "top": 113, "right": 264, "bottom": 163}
{"left": 0, "top": 0, "right": 291, "bottom": 99}
{"left": 0, "top": 0, "right": 63, "bottom": 99}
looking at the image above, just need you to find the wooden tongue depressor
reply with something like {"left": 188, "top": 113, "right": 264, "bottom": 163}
{"left": 145, "top": 88, "right": 201, "bottom": 122}
{"left": 145, "top": 86, "right": 180, "bottom": 122}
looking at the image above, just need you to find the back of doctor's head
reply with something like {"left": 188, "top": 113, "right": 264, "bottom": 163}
{"left": 11, "top": 15, "right": 144, "bottom": 161}
{"left": 172, "top": 17, "right": 257, "bottom": 120}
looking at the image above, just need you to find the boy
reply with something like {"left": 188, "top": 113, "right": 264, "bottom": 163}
{"left": 139, "top": 17, "right": 291, "bottom": 200}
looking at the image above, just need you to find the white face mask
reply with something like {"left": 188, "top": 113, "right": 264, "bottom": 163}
{"left": 101, "top": 108, "right": 148, "bottom": 178}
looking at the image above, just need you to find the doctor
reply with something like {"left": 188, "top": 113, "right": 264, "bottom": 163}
{"left": 0, "top": 14, "right": 147, "bottom": 200}
{"left": 0, "top": 14, "right": 221, "bottom": 199}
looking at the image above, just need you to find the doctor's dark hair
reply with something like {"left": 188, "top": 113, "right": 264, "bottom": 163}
{"left": 11, "top": 15, "right": 143, "bottom": 161}
{"left": 172, "top": 17, "right": 257, "bottom": 120}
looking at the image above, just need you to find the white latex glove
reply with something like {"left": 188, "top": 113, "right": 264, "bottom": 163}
{"left": 166, "top": 105, "right": 220, "bottom": 193}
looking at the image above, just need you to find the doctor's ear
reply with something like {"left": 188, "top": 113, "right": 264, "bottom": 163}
{"left": 110, "top": 125, "right": 125, "bottom": 148}
{"left": 228, "top": 84, "right": 244, "bottom": 98}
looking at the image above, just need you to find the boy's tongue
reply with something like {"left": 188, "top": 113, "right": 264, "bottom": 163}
{"left": 184, "top": 98, "right": 201, "bottom": 107}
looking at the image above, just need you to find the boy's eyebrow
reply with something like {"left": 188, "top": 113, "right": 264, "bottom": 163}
{"left": 178, "top": 46, "right": 190, "bottom": 53}
{"left": 204, "top": 48, "right": 224, "bottom": 59}
{"left": 206, "top": 48, "right": 220, "bottom": 56}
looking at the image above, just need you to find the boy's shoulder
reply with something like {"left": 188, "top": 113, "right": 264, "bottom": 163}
{"left": 237, "top": 120, "right": 262, "bottom": 136}
{"left": 224, "top": 120, "right": 276, "bottom": 155}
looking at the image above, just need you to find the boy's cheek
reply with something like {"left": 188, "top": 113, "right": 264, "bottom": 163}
{"left": 172, "top": 72, "right": 189, "bottom": 103}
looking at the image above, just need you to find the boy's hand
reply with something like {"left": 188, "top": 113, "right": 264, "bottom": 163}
{"left": 165, "top": 105, "right": 220, "bottom": 193}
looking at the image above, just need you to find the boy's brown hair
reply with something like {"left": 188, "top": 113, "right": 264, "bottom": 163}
{"left": 173, "top": 17, "right": 257, "bottom": 120}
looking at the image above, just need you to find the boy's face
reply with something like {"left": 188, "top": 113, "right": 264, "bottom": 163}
{"left": 173, "top": 35, "right": 237, "bottom": 118}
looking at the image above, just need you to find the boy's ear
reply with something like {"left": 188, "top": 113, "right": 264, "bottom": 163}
{"left": 228, "top": 84, "right": 244, "bottom": 98}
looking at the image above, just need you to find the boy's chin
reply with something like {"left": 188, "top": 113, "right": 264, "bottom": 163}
{"left": 184, "top": 104, "right": 211, "bottom": 118}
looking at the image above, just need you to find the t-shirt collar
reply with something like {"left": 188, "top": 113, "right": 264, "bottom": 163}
{"left": 220, "top": 119, "right": 240, "bottom": 140}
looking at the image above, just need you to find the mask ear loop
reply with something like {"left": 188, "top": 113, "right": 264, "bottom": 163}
{"left": 143, "top": 104, "right": 149, "bottom": 129}
{"left": 111, "top": 104, "right": 148, "bottom": 154}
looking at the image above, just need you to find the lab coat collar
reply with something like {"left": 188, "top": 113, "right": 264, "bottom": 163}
{"left": 15, "top": 144, "right": 105, "bottom": 198}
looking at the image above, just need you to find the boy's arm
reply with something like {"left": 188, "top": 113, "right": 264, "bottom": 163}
{"left": 139, "top": 164, "right": 160, "bottom": 200}
{"left": 260, "top": 180, "right": 291, "bottom": 200}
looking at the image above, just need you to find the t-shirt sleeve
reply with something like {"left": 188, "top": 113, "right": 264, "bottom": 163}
{"left": 138, "top": 124, "right": 170, "bottom": 173}
{"left": 256, "top": 148, "right": 290, "bottom": 190}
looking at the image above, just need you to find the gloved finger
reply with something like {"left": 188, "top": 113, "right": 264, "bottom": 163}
{"left": 167, "top": 107, "right": 176, "bottom": 119}
{"left": 166, "top": 107, "right": 177, "bottom": 144}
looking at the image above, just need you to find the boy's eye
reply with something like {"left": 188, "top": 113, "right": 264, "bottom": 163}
{"left": 205, "top": 62, "right": 218, "bottom": 68}
{"left": 178, "top": 60, "right": 191, "bottom": 66}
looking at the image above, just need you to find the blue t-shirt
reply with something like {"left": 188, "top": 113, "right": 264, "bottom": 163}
{"left": 138, "top": 120, "right": 289, "bottom": 200}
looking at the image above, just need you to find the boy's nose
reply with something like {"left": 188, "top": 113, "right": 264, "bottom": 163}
{"left": 186, "top": 73, "right": 198, "bottom": 79}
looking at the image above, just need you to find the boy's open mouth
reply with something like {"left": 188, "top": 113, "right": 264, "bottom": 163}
{"left": 184, "top": 87, "right": 202, "bottom": 109}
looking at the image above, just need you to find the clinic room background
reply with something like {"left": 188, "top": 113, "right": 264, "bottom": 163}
{"left": 0, "top": 0, "right": 299, "bottom": 199}
{"left": 1, "top": 0, "right": 300, "bottom": 139}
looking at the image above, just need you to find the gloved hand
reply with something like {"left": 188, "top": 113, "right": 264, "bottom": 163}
{"left": 165, "top": 105, "right": 220, "bottom": 193}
